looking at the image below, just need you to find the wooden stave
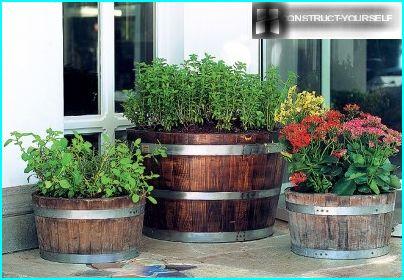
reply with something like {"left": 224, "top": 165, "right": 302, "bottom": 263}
{"left": 32, "top": 193, "right": 144, "bottom": 263}
{"left": 127, "top": 129, "right": 285, "bottom": 241}
{"left": 285, "top": 189, "right": 395, "bottom": 259}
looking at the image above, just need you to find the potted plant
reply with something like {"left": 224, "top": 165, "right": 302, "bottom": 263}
{"left": 4, "top": 129, "right": 166, "bottom": 263}
{"left": 123, "top": 54, "right": 296, "bottom": 242}
{"left": 278, "top": 92, "right": 401, "bottom": 259}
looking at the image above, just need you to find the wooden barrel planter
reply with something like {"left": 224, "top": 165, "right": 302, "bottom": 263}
{"left": 285, "top": 188, "right": 396, "bottom": 259}
{"left": 32, "top": 193, "right": 145, "bottom": 263}
{"left": 127, "top": 129, "right": 285, "bottom": 243}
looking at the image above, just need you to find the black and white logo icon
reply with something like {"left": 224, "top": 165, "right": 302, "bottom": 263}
{"left": 252, "top": 3, "right": 286, "bottom": 39}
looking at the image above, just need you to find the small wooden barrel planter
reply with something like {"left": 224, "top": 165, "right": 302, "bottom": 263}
{"left": 32, "top": 193, "right": 145, "bottom": 264}
{"left": 127, "top": 129, "right": 285, "bottom": 243}
{"left": 285, "top": 188, "right": 396, "bottom": 259}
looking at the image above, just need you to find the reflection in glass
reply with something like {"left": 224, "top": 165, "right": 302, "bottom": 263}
{"left": 115, "top": 130, "right": 127, "bottom": 142}
{"left": 63, "top": 3, "right": 99, "bottom": 116}
{"left": 265, "top": 39, "right": 322, "bottom": 92}
{"left": 114, "top": 3, "right": 154, "bottom": 112}
{"left": 65, "top": 133, "right": 100, "bottom": 151}
{"left": 330, "top": 39, "right": 402, "bottom": 175}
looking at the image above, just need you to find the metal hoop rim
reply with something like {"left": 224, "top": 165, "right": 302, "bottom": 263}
{"left": 143, "top": 227, "right": 273, "bottom": 243}
{"left": 140, "top": 143, "right": 284, "bottom": 156}
{"left": 152, "top": 188, "right": 281, "bottom": 201}
{"left": 291, "top": 244, "right": 390, "bottom": 260}
{"left": 286, "top": 201, "right": 395, "bottom": 216}
{"left": 33, "top": 204, "right": 145, "bottom": 220}
{"left": 40, "top": 248, "right": 139, "bottom": 264}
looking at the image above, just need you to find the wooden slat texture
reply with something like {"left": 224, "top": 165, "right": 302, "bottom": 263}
{"left": 32, "top": 194, "right": 144, "bottom": 255}
{"left": 128, "top": 130, "right": 285, "bottom": 235}
{"left": 285, "top": 189, "right": 395, "bottom": 251}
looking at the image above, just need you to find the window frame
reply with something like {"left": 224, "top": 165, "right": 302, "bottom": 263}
{"left": 63, "top": 3, "right": 156, "bottom": 147}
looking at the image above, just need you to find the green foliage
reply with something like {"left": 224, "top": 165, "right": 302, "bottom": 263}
{"left": 332, "top": 142, "right": 400, "bottom": 196}
{"left": 123, "top": 54, "right": 296, "bottom": 132}
{"left": 4, "top": 129, "right": 167, "bottom": 203}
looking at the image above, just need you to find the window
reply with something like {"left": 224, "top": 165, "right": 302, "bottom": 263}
{"left": 263, "top": 39, "right": 322, "bottom": 92}
{"left": 63, "top": 2, "right": 154, "bottom": 145}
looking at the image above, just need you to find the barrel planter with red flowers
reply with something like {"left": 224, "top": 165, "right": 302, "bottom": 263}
{"left": 123, "top": 54, "right": 295, "bottom": 242}
{"left": 278, "top": 96, "right": 401, "bottom": 259}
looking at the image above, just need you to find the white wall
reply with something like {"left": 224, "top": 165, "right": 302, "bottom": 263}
{"left": 156, "top": 3, "right": 184, "bottom": 64}
{"left": 157, "top": 3, "right": 259, "bottom": 73}
{"left": 2, "top": 3, "right": 64, "bottom": 188}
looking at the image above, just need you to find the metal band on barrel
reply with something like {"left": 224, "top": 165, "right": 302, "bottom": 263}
{"left": 291, "top": 244, "right": 390, "bottom": 260}
{"left": 40, "top": 248, "right": 139, "bottom": 264}
{"left": 140, "top": 143, "right": 284, "bottom": 155}
{"left": 152, "top": 188, "right": 280, "bottom": 201}
{"left": 286, "top": 202, "right": 395, "bottom": 216}
{"left": 33, "top": 204, "right": 145, "bottom": 220}
{"left": 143, "top": 227, "right": 273, "bottom": 243}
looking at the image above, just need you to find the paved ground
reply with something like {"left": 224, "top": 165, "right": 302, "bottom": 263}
{"left": 2, "top": 220, "right": 402, "bottom": 278}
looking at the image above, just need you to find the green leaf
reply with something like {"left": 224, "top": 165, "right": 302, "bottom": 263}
{"left": 61, "top": 153, "right": 73, "bottom": 166}
{"left": 357, "top": 185, "right": 371, "bottom": 194}
{"left": 351, "top": 154, "right": 365, "bottom": 165}
{"left": 332, "top": 178, "right": 356, "bottom": 195}
{"left": 354, "top": 175, "right": 368, "bottom": 185}
{"left": 390, "top": 175, "right": 401, "bottom": 189}
{"left": 348, "top": 172, "right": 367, "bottom": 180}
{"left": 321, "top": 155, "right": 338, "bottom": 164}
{"left": 119, "top": 158, "right": 132, "bottom": 165}
{"left": 4, "top": 139, "right": 13, "bottom": 147}
{"left": 68, "top": 190, "right": 75, "bottom": 198}
{"left": 131, "top": 194, "right": 140, "bottom": 203}
{"left": 381, "top": 160, "right": 396, "bottom": 172}
{"left": 101, "top": 175, "right": 110, "bottom": 185}
{"left": 44, "top": 181, "right": 52, "bottom": 189}
{"left": 147, "top": 196, "right": 157, "bottom": 204}
{"left": 369, "top": 180, "right": 380, "bottom": 195}
{"left": 134, "top": 138, "right": 142, "bottom": 146}
{"left": 59, "top": 179, "right": 71, "bottom": 189}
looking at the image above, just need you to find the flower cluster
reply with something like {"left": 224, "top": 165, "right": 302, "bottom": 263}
{"left": 279, "top": 99, "right": 402, "bottom": 195}
{"left": 280, "top": 110, "right": 343, "bottom": 153}
{"left": 342, "top": 108, "right": 401, "bottom": 148}
{"left": 275, "top": 85, "right": 326, "bottom": 125}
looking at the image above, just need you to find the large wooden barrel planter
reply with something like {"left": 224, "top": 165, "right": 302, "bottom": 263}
{"left": 285, "top": 188, "right": 396, "bottom": 259}
{"left": 127, "top": 129, "right": 285, "bottom": 243}
{"left": 32, "top": 193, "right": 145, "bottom": 263}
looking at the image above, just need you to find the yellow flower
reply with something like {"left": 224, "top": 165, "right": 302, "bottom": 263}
{"left": 275, "top": 86, "right": 325, "bottom": 125}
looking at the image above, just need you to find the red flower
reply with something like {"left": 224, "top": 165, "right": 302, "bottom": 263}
{"left": 325, "top": 110, "right": 343, "bottom": 122}
{"left": 301, "top": 115, "right": 323, "bottom": 128}
{"left": 290, "top": 172, "right": 307, "bottom": 190}
{"left": 331, "top": 149, "right": 347, "bottom": 158}
{"left": 281, "top": 123, "right": 311, "bottom": 153}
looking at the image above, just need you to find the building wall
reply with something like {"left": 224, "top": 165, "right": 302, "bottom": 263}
{"left": 2, "top": 3, "right": 64, "bottom": 188}
{"left": 183, "top": 3, "right": 258, "bottom": 73}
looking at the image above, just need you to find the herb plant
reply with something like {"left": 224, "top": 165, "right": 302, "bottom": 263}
{"left": 123, "top": 54, "right": 296, "bottom": 132}
{"left": 4, "top": 129, "right": 166, "bottom": 203}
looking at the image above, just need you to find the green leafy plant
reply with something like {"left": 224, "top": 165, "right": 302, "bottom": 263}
{"left": 4, "top": 129, "right": 167, "bottom": 203}
{"left": 123, "top": 53, "right": 296, "bottom": 132}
